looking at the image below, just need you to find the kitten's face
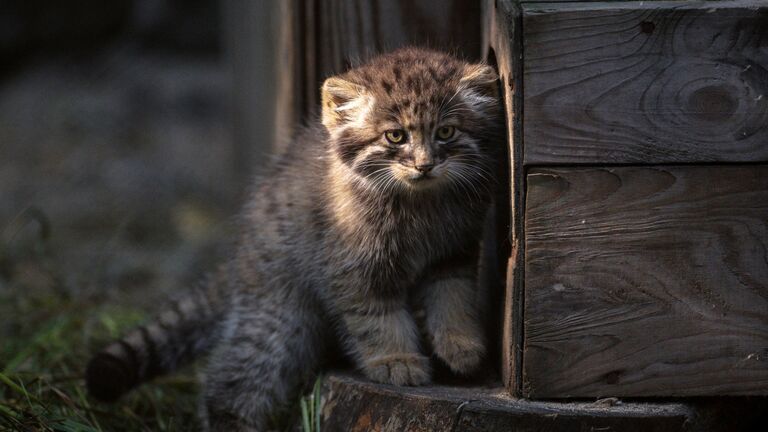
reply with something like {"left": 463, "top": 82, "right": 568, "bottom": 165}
{"left": 322, "top": 48, "right": 500, "bottom": 196}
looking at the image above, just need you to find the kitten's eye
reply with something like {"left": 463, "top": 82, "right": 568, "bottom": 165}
{"left": 385, "top": 129, "right": 406, "bottom": 144}
{"left": 436, "top": 126, "right": 455, "bottom": 140}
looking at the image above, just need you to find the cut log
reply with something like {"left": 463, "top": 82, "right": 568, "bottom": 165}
{"left": 319, "top": 373, "right": 695, "bottom": 431}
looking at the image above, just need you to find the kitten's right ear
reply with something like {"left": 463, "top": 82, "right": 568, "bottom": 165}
{"left": 459, "top": 64, "right": 499, "bottom": 98}
{"left": 321, "top": 77, "right": 367, "bottom": 130}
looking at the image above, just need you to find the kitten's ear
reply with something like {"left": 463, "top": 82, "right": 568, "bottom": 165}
{"left": 321, "top": 76, "right": 367, "bottom": 130}
{"left": 459, "top": 64, "right": 499, "bottom": 98}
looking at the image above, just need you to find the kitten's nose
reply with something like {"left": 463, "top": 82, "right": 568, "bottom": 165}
{"left": 415, "top": 163, "right": 434, "bottom": 173}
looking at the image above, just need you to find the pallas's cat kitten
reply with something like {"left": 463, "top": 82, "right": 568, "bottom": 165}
{"left": 87, "top": 47, "right": 502, "bottom": 430}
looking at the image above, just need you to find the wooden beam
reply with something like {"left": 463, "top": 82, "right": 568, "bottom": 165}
{"left": 523, "top": 165, "right": 768, "bottom": 397}
{"left": 485, "top": 0, "right": 526, "bottom": 397}
{"left": 522, "top": 0, "right": 768, "bottom": 165}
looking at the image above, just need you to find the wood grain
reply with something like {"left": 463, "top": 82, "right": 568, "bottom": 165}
{"left": 485, "top": 0, "right": 525, "bottom": 396}
{"left": 320, "top": 373, "right": 694, "bottom": 432}
{"left": 522, "top": 1, "right": 768, "bottom": 164}
{"left": 523, "top": 165, "right": 768, "bottom": 397}
{"left": 308, "top": 0, "right": 482, "bottom": 117}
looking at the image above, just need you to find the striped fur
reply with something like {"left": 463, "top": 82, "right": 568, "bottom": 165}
{"left": 86, "top": 47, "right": 503, "bottom": 431}
{"left": 86, "top": 269, "right": 229, "bottom": 401}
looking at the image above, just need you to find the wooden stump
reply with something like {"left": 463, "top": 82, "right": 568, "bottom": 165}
{"left": 319, "top": 374, "right": 694, "bottom": 432}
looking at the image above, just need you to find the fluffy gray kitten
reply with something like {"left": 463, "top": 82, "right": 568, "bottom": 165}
{"left": 87, "top": 47, "right": 503, "bottom": 431}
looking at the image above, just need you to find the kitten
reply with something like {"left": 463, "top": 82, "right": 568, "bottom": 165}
{"left": 86, "top": 47, "right": 502, "bottom": 431}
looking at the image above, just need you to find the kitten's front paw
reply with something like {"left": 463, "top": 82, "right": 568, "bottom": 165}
{"left": 434, "top": 332, "right": 485, "bottom": 375}
{"left": 364, "top": 353, "right": 431, "bottom": 386}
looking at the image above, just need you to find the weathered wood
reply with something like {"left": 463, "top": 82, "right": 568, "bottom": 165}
{"left": 485, "top": 0, "right": 526, "bottom": 397}
{"left": 523, "top": 165, "right": 768, "bottom": 397}
{"left": 316, "top": 0, "right": 482, "bottom": 72}
{"left": 306, "top": 0, "right": 482, "bottom": 118}
{"left": 522, "top": 0, "right": 768, "bottom": 165}
{"left": 519, "top": 0, "right": 649, "bottom": 2}
{"left": 320, "top": 373, "right": 695, "bottom": 431}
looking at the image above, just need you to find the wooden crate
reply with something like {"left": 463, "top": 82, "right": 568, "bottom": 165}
{"left": 486, "top": 0, "right": 768, "bottom": 398}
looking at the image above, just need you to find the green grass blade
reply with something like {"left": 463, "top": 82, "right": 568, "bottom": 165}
{"left": 0, "top": 371, "right": 37, "bottom": 402}
{"left": 300, "top": 398, "right": 311, "bottom": 432}
{"left": 0, "top": 403, "right": 19, "bottom": 420}
{"left": 313, "top": 377, "right": 322, "bottom": 432}
{"left": 52, "top": 418, "right": 99, "bottom": 432}
{"left": 309, "top": 390, "right": 315, "bottom": 432}
{"left": 74, "top": 383, "right": 102, "bottom": 432}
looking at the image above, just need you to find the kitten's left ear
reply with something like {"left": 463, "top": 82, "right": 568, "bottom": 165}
{"left": 459, "top": 64, "right": 499, "bottom": 98}
{"left": 321, "top": 76, "right": 368, "bottom": 130}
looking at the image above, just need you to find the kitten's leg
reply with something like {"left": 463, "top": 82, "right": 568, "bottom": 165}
{"left": 422, "top": 262, "right": 486, "bottom": 375}
{"left": 338, "top": 297, "right": 431, "bottom": 386}
{"left": 201, "top": 290, "right": 326, "bottom": 431}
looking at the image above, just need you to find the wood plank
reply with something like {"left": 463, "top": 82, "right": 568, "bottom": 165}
{"left": 522, "top": 1, "right": 768, "bottom": 164}
{"left": 485, "top": 0, "right": 525, "bottom": 396}
{"left": 309, "top": 0, "right": 482, "bottom": 117}
{"left": 523, "top": 165, "right": 768, "bottom": 397}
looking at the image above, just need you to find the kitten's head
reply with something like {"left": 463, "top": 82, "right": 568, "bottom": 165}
{"left": 321, "top": 47, "right": 501, "bottom": 196}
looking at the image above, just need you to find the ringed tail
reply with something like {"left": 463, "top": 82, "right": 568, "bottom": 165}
{"left": 86, "top": 271, "right": 227, "bottom": 402}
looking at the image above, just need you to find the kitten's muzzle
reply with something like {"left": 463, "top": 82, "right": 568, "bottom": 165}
{"left": 415, "top": 163, "right": 434, "bottom": 173}
{"left": 394, "top": 161, "right": 443, "bottom": 185}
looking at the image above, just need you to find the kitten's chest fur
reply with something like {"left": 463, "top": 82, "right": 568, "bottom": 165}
{"left": 326, "top": 183, "right": 485, "bottom": 279}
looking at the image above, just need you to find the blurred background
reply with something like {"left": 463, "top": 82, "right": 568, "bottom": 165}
{"left": 0, "top": 1, "right": 483, "bottom": 429}
{"left": 0, "top": 2, "right": 236, "bottom": 424}
{"left": 1, "top": 0, "right": 234, "bottom": 307}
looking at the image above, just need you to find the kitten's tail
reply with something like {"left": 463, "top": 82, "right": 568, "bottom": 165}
{"left": 86, "top": 270, "right": 229, "bottom": 402}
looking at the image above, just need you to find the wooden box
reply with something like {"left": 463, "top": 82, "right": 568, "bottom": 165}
{"left": 486, "top": 0, "right": 768, "bottom": 398}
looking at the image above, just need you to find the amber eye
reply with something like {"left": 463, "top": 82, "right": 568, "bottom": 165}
{"left": 436, "top": 126, "right": 455, "bottom": 140}
{"left": 385, "top": 129, "right": 406, "bottom": 144}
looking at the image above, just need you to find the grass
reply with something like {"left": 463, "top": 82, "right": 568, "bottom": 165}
{"left": 0, "top": 287, "right": 325, "bottom": 431}
{"left": 300, "top": 377, "right": 323, "bottom": 432}
{"left": 0, "top": 288, "right": 200, "bottom": 431}
{"left": 0, "top": 233, "right": 324, "bottom": 431}
{"left": 0, "top": 207, "right": 325, "bottom": 431}
{"left": 1, "top": 207, "right": 202, "bottom": 431}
